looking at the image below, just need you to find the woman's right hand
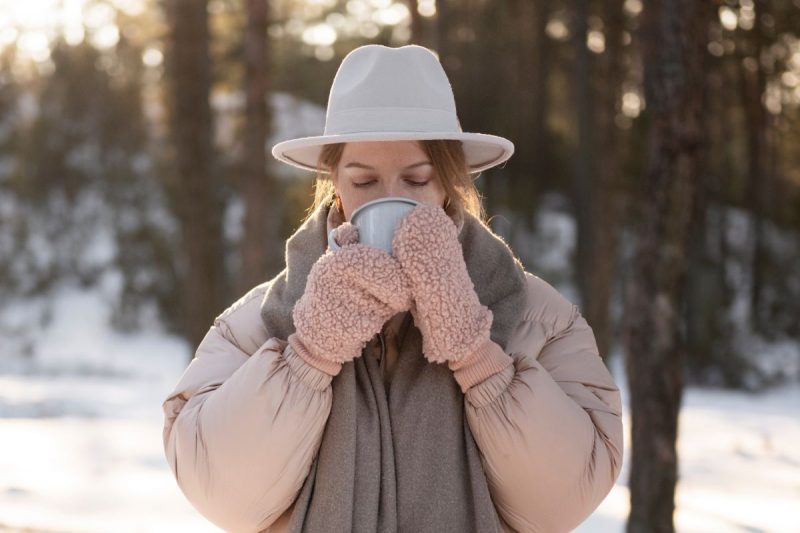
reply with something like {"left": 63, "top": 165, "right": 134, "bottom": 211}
{"left": 288, "top": 236, "right": 413, "bottom": 376}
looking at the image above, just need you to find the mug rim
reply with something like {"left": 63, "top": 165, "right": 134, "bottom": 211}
{"left": 351, "top": 196, "right": 421, "bottom": 224}
{"left": 328, "top": 196, "right": 421, "bottom": 252}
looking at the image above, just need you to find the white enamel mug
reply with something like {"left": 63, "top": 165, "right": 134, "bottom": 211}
{"left": 328, "top": 196, "right": 421, "bottom": 255}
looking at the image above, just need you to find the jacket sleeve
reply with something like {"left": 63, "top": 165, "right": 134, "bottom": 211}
{"left": 463, "top": 283, "right": 624, "bottom": 532}
{"left": 161, "top": 285, "right": 335, "bottom": 532}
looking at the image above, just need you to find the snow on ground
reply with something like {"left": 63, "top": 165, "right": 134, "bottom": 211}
{"left": 0, "top": 283, "right": 218, "bottom": 533}
{"left": 1, "top": 283, "right": 798, "bottom": 533}
{"left": 575, "top": 353, "right": 800, "bottom": 533}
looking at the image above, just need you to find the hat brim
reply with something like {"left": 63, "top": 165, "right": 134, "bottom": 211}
{"left": 271, "top": 131, "right": 514, "bottom": 175}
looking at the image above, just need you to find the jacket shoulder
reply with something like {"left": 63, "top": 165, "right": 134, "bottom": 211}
{"left": 519, "top": 270, "right": 579, "bottom": 332}
{"left": 503, "top": 271, "right": 580, "bottom": 360}
{"left": 213, "top": 280, "right": 273, "bottom": 356}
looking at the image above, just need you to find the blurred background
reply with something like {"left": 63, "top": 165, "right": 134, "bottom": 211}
{"left": 0, "top": 0, "right": 798, "bottom": 531}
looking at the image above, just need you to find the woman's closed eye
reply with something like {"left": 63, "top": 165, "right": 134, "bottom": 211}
{"left": 353, "top": 179, "right": 430, "bottom": 188}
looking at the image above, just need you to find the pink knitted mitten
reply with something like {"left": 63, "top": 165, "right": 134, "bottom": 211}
{"left": 330, "top": 222, "right": 360, "bottom": 247}
{"left": 289, "top": 241, "right": 413, "bottom": 376}
{"left": 391, "top": 204, "right": 513, "bottom": 390}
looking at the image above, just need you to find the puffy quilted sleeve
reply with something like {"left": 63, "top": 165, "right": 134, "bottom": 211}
{"left": 161, "top": 284, "right": 334, "bottom": 532}
{"left": 463, "top": 277, "right": 624, "bottom": 533}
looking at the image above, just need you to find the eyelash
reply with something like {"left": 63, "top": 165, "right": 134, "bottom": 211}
{"left": 353, "top": 179, "right": 429, "bottom": 188}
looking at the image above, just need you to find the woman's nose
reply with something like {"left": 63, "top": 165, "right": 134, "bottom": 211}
{"left": 384, "top": 181, "right": 409, "bottom": 198}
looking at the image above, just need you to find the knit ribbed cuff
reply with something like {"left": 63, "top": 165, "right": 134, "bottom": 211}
{"left": 448, "top": 337, "right": 514, "bottom": 394}
{"left": 287, "top": 332, "right": 344, "bottom": 378}
{"left": 280, "top": 339, "right": 334, "bottom": 391}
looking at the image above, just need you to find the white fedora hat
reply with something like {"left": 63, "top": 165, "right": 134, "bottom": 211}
{"left": 271, "top": 44, "right": 514, "bottom": 175}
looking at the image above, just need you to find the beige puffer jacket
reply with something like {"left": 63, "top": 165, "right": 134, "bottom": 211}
{"left": 161, "top": 271, "right": 624, "bottom": 532}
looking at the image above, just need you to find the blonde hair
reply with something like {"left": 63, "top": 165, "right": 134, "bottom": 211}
{"left": 301, "top": 140, "right": 487, "bottom": 225}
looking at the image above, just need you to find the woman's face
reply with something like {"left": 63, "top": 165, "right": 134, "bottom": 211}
{"left": 332, "top": 140, "right": 447, "bottom": 221}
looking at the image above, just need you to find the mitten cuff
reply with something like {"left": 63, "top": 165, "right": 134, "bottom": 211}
{"left": 448, "top": 337, "right": 514, "bottom": 394}
{"left": 288, "top": 332, "right": 344, "bottom": 377}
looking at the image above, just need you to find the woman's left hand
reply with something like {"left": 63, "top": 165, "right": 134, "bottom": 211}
{"left": 392, "top": 204, "right": 513, "bottom": 388}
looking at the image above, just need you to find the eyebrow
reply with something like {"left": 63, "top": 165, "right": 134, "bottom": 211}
{"left": 344, "top": 161, "right": 433, "bottom": 170}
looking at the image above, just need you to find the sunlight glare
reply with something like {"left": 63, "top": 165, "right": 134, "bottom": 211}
{"left": 764, "top": 83, "right": 782, "bottom": 114}
{"left": 418, "top": 0, "right": 436, "bottom": 18}
{"left": 302, "top": 23, "right": 337, "bottom": 47}
{"left": 142, "top": 47, "right": 163, "bottom": 68}
{"left": 790, "top": 49, "right": 800, "bottom": 70}
{"left": 346, "top": 0, "right": 369, "bottom": 17}
{"left": 91, "top": 24, "right": 119, "bottom": 50}
{"left": 64, "top": 25, "right": 85, "bottom": 46}
{"left": 315, "top": 45, "right": 335, "bottom": 62}
{"left": 18, "top": 31, "right": 51, "bottom": 62}
{"left": 373, "top": 3, "right": 408, "bottom": 26}
{"left": 587, "top": 30, "right": 605, "bottom": 54}
{"left": 359, "top": 21, "right": 380, "bottom": 39}
{"left": 286, "top": 18, "right": 305, "bottom": 36}
{"left": 0, "top": 0, "right": 127, "bottom": 60}
{"left": 782, "top": 71, "right": 798, "bottom": 89}
{"left": 326, "top": 12, "right": 347, "bottom": 29}
{"left": 622, "top": 91, "right": 642, "bottom": 118}
{"left": 62, "top": 0, "right": 84, "bottom": 45}
{"left": 1, "top": 0, "right": 54, "bottom": 29}
{"left": 0, "top": 25, "right": 19, "bottom": 48}
{"left": 719, "top": 7, "right": 738, "bottom": 31}
{"left": 623, "top": 0, "right": 642, "bottom": 16}
{"left": 115, "top": 0, "right": 147, "bottom": 16}
{"left": 546, "top": 18, "right": 570, "bottom": 41}
{"left": 739, "top": 5, "right": 755, "bottom": 31}
{"left": 83, "top": 3, "right": 115, "bottom": 31}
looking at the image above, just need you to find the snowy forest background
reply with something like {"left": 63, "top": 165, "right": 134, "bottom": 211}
{"left": 0, "top": 0, "right": 799, "bottom": 532}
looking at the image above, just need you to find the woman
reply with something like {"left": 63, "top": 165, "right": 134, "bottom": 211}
{"left": 162, "top": 44, "right": 624, "bottom": 533}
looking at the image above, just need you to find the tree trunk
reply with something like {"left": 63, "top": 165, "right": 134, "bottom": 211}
{"left": 582, "top": 0, "right": 627, "bottom": 362}
{"left": 407, "top": 0, "right": 435, "bottom": 49}
{"left": 164, "top": 0, "right": 226, "bottom": 354}
{"left": 435, "top": 0, "right": 450, "bottom": 65}
{"left": 508, "top": 0, "right": 550, "bottom": 224}
{"left": 570, "top": 0, "right": 593, "bottom": 312}
{"left": 238, "top": 0, "right": 279, "bottom": 295}
{"left": 737, "top": 0, "right": 770, "bottom": 336}
{"left": 684, "top": 38, "right": 742, "bottom": 388}
{"left": 623, "top": 1, "right": 711, "bottom": 531}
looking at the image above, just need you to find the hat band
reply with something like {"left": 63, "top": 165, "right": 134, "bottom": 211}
{"left": 324, "top": 107, "right": 461, "bottom": 135}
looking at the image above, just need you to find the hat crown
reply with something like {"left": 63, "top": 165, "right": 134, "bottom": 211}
{"left": 323, "top": 44, "right": 461, "bottom": 135}
{"left": 270, "top": 44, "right": 514, "bottom": 174}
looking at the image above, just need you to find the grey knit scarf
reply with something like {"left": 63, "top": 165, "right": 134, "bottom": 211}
{"left": 260, "top": 193, "right": 527, "bottom": 532}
